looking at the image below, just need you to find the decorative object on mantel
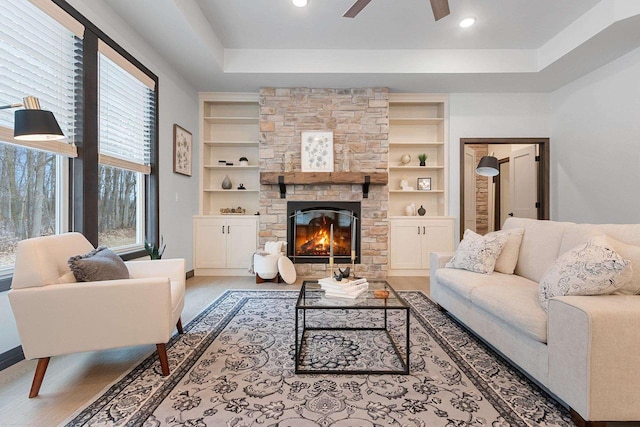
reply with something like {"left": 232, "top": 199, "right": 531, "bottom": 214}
{"left": 418, "top": 177, "right": 432, "bottom": 191}
{"left": 284, "top": 152, "right": 294, "bottom": 172}
{"left": 342, "top": 145, "right": 350, "bottom": 172}
{"left": 173, "top": 124, "right": 192, "bottom": 176}
{"left": 237, "top": 183, "right": 246, "bottom": 190}
{"left": 400, "top": 153, "right": 411, "bottom": 165}
{"left": 218, "top": 160, "right": 226, "bottom": 165}
{"left": 221, "top": 175, "right": 232, "bottom": 189}
{"left": 225, "top": 162, "right": 234, "bottom": 166}
{"left": 220, "top": 207, "right": 246, "bottom": 214}
{"left": 418, "top": 205, "right": 426, "bottom": 216}
{"left": 301, "top": 131, "right": 334, "bottom": 172}
{"left": 239, "top": 157, "right": 249, "bottom": 166}
{"left": 400, "top": 177, "right": 414, "bottom": 191}
{"left": 418, "top": 153, "right": 428, "bottom": 166}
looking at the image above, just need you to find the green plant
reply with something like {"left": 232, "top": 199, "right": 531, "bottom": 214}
{"left": 144, "top": 235, "right": 166, "bottom": 260}
{"left": 418, "top": 153, "right": 427, "bottom": 162}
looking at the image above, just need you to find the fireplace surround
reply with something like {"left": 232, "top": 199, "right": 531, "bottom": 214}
{"left": 287, "top": 201, "right": 360, "bottom": 264}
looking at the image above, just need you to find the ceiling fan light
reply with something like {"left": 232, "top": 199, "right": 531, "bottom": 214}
{"left": 459, "top": 17, "right": 476, "bottom": 28}
{"left": 292, "top": 0, "right": 308, "bottom": 7}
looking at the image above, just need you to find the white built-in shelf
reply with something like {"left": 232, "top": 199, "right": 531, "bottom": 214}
{"left": 203, "top": 116, "right": 258, "bottom": 124}
{"left": 204, "top": 165, "right": 259, "bottom": 169}
{"left": 203, "top": 189, "right": 259, "bottom": 193}
{"left": 389, "top": 141, "right": 444, "bottom": 146}
{"left": 389, "top": 190, "right": 445, "bottom": 193}
{"left": 389, "top": 118, "right": 444, "bottom": 125}
{"left": 388, "top": 166, "right": 444, "bottom": 171}
{"left": 204, "top": 140, "right": 259, "bottom": 147}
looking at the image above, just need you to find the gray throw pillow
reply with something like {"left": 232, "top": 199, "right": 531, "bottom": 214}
{"left": 68, "top": 246, "right": 129, "bottom": 282}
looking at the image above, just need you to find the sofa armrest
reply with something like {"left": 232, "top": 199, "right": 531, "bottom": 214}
{"left": 428, "top": 252, "right": 453, "bottom": 304}
{"left": 548, "top": 295, "right": 640, "bottom": 422}
{"left": 8, "top": 278, "right": 174, "bottom": 360}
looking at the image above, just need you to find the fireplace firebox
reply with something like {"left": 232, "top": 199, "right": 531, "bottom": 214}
{"left": 287, "top": 201, "right": 360, "bottom": 264}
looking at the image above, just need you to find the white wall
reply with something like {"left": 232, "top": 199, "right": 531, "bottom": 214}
{"left": 449, "top": 93, "right": 552, "bottom": 240}
{"left": 0, "top": 0, "right": 199, "bottom": 355}
{"left": 550, "top": 46, "right": 640, "bottom": 223}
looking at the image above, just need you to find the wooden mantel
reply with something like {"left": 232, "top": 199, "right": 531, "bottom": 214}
{"left": 260, "top": 171, "right": 388, "bottom": 198}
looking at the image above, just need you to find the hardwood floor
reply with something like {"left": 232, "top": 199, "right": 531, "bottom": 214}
{"left": 0, "top": 275, "right": 429, "bottom": 426}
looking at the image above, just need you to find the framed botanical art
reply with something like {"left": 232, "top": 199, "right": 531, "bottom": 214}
{"left": 301, "top": 131, "right": 333, "bottom": 172}
{"left": 417, "top": 177, "right": 432, "bottom": 191}
{"left": 173, "top": 124, "right": 192, "bottom": 176}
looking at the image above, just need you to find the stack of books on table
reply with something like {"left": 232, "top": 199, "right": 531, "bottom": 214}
{"left": 318, "top": 277, "right": 369, "bottom": 299}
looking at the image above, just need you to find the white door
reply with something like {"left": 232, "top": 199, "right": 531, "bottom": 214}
{"left": 464, "top": 146, "right": 476, "bottom": 231}
{"left": 194, "top": 218, "right": 226, "bottom": 268}
{"left": 226, "top": 218, "right": 258, "bottom": 269}
{"left": 389, "top": 219, "right": 422, "bottom": 269}
{"left": 509, "top": 145, "right": 537, "bottom": 219}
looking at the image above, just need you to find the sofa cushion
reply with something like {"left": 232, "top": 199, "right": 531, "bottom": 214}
{"left": 436, "top": 267, "right": 537, "bottom": 301}
{"left": 538, "top": 237, "right": 632, "bottom": 311}
{"left": 490, "top": 228, "right": 524, "bottom": 274}
{"left": 446, "top": 229, "right": 508, "bottom": 274}
{"left": 502, "top": 218, "right": 571, "bottom": 282}
{"left": 604, "top": 235, "right": 640, "bottom": 295}
{"left": 471, "top": 280, "right": 548, "bottom": 343}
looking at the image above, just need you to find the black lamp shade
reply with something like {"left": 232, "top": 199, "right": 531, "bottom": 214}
{"left": 14, "top": 109, "right": 64, "bottom": 141}
{"left": 476, "top": 155, "right": 499, "bottom": 177}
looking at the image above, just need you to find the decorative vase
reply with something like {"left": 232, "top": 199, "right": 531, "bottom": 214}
{"left": 405, "top": 203, "right": 415, "bottom": 216}
{"left": 221, "top": 175, "right": 232, "bottom": 190}
{"left": 419, "top": 160, "right": 426, "bottom": 166}
{"left": 418, "top": 205, "right": 426, "bottom": 216}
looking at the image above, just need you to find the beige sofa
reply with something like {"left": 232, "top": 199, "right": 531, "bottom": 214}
{"left": 430, "top": 218, "right": 640, "bottom": 425}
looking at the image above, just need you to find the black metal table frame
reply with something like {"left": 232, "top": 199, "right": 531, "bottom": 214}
{"left": 294, "top": 281, "right": 410, "bottom": 375}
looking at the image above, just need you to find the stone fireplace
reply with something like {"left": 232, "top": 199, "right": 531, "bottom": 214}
{"left": 258, "top": 87, "right": 389, "bottom": 278}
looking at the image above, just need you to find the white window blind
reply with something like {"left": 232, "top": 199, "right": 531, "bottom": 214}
{"left": 0, "top": 0, "right": 81, "bottom": 157}
{"left": 98, "top": 48, "right": 155, "bottom": 175}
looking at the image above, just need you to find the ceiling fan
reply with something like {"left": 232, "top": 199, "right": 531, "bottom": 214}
{"left": 343, "top": 0, "right": 450, "bottom": 21}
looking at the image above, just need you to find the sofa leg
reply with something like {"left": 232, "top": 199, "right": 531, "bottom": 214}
{"left": 29, "top": 357, "right": 50, "bottom": 398}
{"left": 156, "top": 344, "right": 170, "bottom": 376}
{"left": 176, "top": 318, "right": 184, "bottom": 334}
{"left": 570, "top": 408, "right": 607, "bottom": 427}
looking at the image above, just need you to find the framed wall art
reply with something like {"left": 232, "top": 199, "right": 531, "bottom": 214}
{"left": 417, "top": 177, "right": 432, "bottom": 191}
{"left": 301, "top": 131, "right": 333, "bottom": 172}
{"left": 173, "top": 124, "right": 192, "bottom": 176}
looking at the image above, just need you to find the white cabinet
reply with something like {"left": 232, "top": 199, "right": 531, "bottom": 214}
{"left": 389, "top": 218, "right": 454, "bottom": 275}
{"left": 194, "top": 216, "right": 258, "bottom": 275}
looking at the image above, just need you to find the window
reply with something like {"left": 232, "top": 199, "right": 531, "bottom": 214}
{"left": 0, "top": 0, "right": 81, "bottom": 273}
{"left": 97, "top": 46, "right": 155, "bottom": 249}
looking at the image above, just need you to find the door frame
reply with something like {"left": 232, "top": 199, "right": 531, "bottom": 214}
{"left": 459, "top": 138, "right": 550, "bottom": 239}
{"left": 493, "top": 157, "right": 509, "bottom": 231}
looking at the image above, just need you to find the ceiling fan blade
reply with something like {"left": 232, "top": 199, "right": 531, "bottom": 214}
{"left": 430, "top": 0, "right": 450, "bottom": 21}
{"left": 343, "top": 0, "right": 372, "bottom": 18}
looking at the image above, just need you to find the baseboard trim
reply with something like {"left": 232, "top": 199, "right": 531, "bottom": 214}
{"left": 0, "top": 346, "right": 25, "bottom": 371}
{"left": 186, "top": 269, "right": 194, "bottom": 279}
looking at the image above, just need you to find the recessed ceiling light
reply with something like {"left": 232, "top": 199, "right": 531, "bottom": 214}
{"left": 292, "top": 0, "right": 308, "bottom": 7}
{"left": 459, "top": 17, "right": 476, "bottom": 28}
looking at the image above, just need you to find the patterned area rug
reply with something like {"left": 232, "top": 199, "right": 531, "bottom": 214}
{"left": 65, "top": 290, "right": 573, "bottom": 426}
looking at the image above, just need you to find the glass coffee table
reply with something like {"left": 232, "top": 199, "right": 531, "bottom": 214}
{"left": 294, "top": 280, "right": 410, "bottom": 375}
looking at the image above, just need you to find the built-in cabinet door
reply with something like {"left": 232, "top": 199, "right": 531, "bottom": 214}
{"left": 390, "top": 220, "right": 423, "bottom": 269}
{"left": 194, "top": 218, "right": 226, "bottom": 268}
{"left": 422, "top": 220, "right": 455, "bottom": 267}
{"left": 225, "top": 217, "right": 258, "bottom": 268}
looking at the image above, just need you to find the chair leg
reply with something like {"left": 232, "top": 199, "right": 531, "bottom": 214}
{"left": 176, "top": 318, "right": 184, "bottom": 334}
{"left": 29, "top": 357, "right": 50, "bottom": 398}
{"left": 156, "top": 344, "right": 170, "bottom": 376}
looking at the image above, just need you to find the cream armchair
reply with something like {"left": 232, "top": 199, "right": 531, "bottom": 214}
{"left": 8, "top": 233, "right": 185, "bottom": 398}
